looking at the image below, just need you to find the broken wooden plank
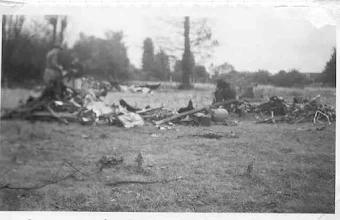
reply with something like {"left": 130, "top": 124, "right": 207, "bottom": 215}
{"left": 154, "top": 99, "right": 241, "bottom": 126}
{"left": 0, "top": 101, "right": 45, "bottom": 120}
{"left": 31, "top": 111, "right": 76, "bottom": 119}
{"left": 310, "top": 95, "right": 321, "bottom": 103}
{"left": 45, "top": 104, "right": 69, "bottom": 124}
{"left": 136, "top": 106, "right": 163, "bottom": 114}
{"left": 1, "top": 111, "right": 76, "bottom": 122}
{"left": 140, "top": 115, "right": 157, "bottom": 119}
{"left": 154, "top": 107, "right": 209, "bottom": 126}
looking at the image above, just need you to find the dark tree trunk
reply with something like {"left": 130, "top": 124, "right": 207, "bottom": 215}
{"left": 52, "top": 21, "right": 57, "bottom": 44}
{"left": 181, "top": 16, "right": 193, "bottom": 88}
{"left": 2, "top": 15, "right": 7, "bottom": 82}
{"left": 50, "top": 16, "right": 58, "bottom": 45}
{"left": 59, "top": 16, "right": 68, "bottom": 44}
{"left": 45, "top": 16, "right": 58, "bottom": 45}
{"left": 2, "top": 15, "right": 6, "bottom": 42}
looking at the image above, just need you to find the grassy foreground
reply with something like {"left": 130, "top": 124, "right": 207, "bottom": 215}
{"left": 0, "top": 85, "right": 336, "bottom": 213}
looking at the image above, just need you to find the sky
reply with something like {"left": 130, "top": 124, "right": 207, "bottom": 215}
{"left": 26, "top": 6, "right": 336, "bottom": 74}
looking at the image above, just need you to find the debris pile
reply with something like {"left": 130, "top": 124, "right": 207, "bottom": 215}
{"left": 152, "top": 94, "right": 335, "bottom": 126}
{"left": 253, "top": 95, "right": 335, "bottom": 124}
{"left": 142, "top": 108, "right": 177, "bottom": 122}
{"left": 290, "top": 97, "right": 335, "bottom": 124}
{"left": 1, "top": 84, "right": 146, "bottom": 128}
{"left": 253, "top": 96, "right": 289, "bottom": 115}
{"left": 1, "top": 80, "right": 335, "bottom": 127}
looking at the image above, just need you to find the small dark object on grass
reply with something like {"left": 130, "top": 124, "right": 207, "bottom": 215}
{"left": 99, "top": 133, "right": 109, "bottom": 139}
{"left": 193, "top": 132, "right": 223, "bottom": 140}
{"left": 98, "top": 155, "right": 124, "bottom": 172}
{"left": 225, "top": 132, "right": 239, "bottom": 138}
{"left": 11, "top": 155, "right": 18, "bottom": 163}
{"left": 246, "top": 161, "right": 254, "bottom": 175}
{"left": 316, "top": 126, "right": 326, "bottom": 131}
{"left": 178, "top": 100, "right": 194, "bottom": 113}
{"left": 197, "top": 115, "right": 211, "bottom": 127}
{"left": 220, "top": 120, "right": 238, "bottom": 126}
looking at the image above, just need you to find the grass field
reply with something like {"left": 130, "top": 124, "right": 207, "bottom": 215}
{"left": 0, "top": 84, "right": 336, "bottom": 213}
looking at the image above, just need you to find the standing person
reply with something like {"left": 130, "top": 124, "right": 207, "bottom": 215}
{"left": 43, "top": 43, "right": 64, "bottom": 98}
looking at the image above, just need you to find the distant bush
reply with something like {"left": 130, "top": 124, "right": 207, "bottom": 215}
{"left": 210, "top": 68, "right": 317, "bottom": 90}
{"left": 250, "top": 70, "right": 272, "bottom": 85}
{"left": 271, "top": 69, "right": 312, "bottom": 87}
{"left": 321, "top": 47, "right": 336, "bottom": 87}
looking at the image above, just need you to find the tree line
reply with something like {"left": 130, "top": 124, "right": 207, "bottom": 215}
{"left": 1, "top": 15, "right": 212, "bottom": 88}
{"left": 141, "top": 37, "right": 210, "bottom": 83}
{"left": 1, "top": 15, "right": 336, "bottom": 88}
{"left": 211, "top": 47, "right": 336, "bottom": 88}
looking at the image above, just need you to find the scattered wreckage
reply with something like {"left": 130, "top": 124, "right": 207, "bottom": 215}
{"left": 252, "top": 95, "right": 335, "bottom": 124}
{"left": 82, "top": 77, "right": 161, "bottom": 94}
{"left": 0, "top": 79, "right": 336, "bottom": 128}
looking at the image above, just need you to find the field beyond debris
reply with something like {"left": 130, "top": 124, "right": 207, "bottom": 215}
{"left": 0, "top": 84, "right": 336, "bottom": 213}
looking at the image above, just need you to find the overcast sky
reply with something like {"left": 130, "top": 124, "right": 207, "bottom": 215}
{"left": 27, "top": 6, "right": 336, "bottom": 74}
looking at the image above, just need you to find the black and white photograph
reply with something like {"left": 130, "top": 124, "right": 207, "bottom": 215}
{"left": 0, "top": 4, "right": 337, "bottom": 214}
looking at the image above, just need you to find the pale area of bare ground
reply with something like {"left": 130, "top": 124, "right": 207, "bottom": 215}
{"left": 0, "top": 84, "right": 336, "bottom": 212}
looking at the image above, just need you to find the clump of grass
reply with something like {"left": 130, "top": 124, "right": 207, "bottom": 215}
{"left": 135, "top": 151, "right": 144, "bottom": 172}
{"left": 99, "top": 133, "right": 109, "bottom": 139}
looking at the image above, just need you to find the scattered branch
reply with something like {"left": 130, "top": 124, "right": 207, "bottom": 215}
{"left": 64, "top": 161, "right": 95, "bottom": 180}
{"left": 314, "top": 110, "right": 331, "bottom": 125}
{"left": 0, "top": 161, "right": 96, "bottom": 191}
{"left": 105, "top": 176, "right": 183, "bottom": 187}
{"left": 0, "top": 170, "right": 78, "bottom": 191}
{"left": 136, "top": 106, "right": 164, "bottom": 114}
{"left": 53, "top": 161, "right": 67, "bottom": 181}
